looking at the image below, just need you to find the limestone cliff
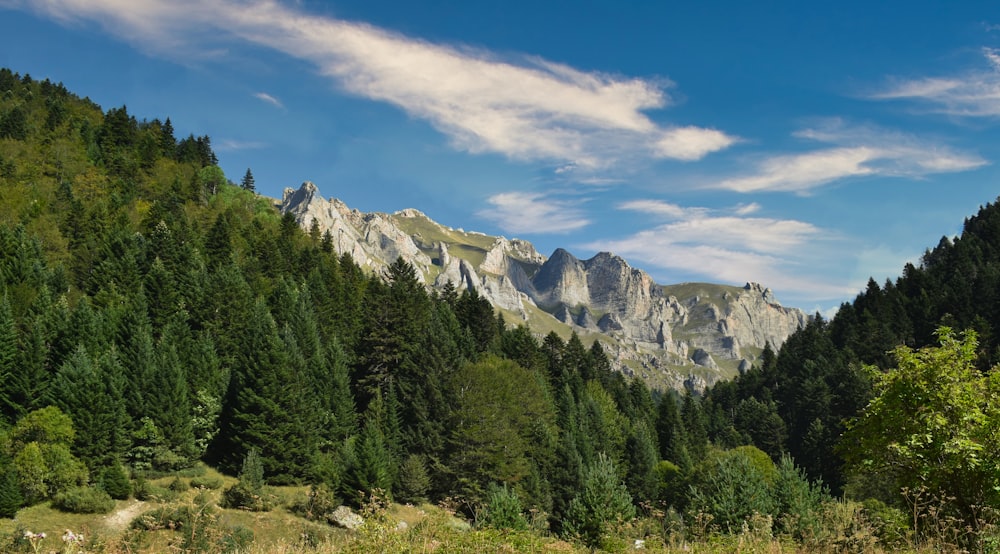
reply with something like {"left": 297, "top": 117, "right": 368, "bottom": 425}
{"left": 279, "top": 181, "right": 807, "bottom": 391}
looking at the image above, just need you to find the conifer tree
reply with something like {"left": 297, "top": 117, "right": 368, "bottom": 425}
{"left": 212, "top": 298, "right": 318, "bottom": 483}
{"left": 53, "top": 346, "right": 129, "bottom": 468}
{"left": 681, "top": 390, "right": 708, "bottom": 462}
{"left": 241, "top": 168, "right": 255, "bottom": 192}
{"left": 656, "top": 392, "right": 692, "bottom": 471}
{"left": 0, "top": 294, "right": 23, "bottom": 424}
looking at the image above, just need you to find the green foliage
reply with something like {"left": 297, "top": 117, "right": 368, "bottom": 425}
{"left": 480, "top": 483, "right": 529, "bottom": 531}
{"left": 395, "top": 453, "right": 430, "bottom": 504}
{"left": 0, "top": 460, "right": 23, "bottom": 518}
{"left": 842, "top": 327, "right": 1000, "bottom": 538}
{"left": 98, "top": 463, "right": 132, "bottom": 499}
{"left": 51, "top": 485, "right": 115, "bottom": 513}
{"left": 686, "top": 446, "right": 778, "bottom": 533}
{"left": 773, "top": 454, "right": 828, "bottom": 539}
{"left": 447, "top": 355, "right": 558, "bottom": 501}
{"left": 5, "top": 407, "right": 87, "bottom": 503}
{"left": 562, "top": 452, "right": 635, "bottom": 547}
{"left": 222, "top": 448, "right": 273, "bottom": 511}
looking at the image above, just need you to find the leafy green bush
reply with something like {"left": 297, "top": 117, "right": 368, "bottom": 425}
{"left": 480, "top": 483, "right": 529, "bottom": 531}
{"left": 98, "top": 464, "right": 132, "bottom": 500}
{"left": 221, "top": 481, "right": 273, "bottom": 512}
{"left": 861, "top": 498, "right": 911, "bottom": 548}
{"left": 190, "top": 475, "right": 224, "bottom": 490}
{"left": 686, "top": 447, "right": 777, "bottom": 533}
{"left": 52, "top": 485, "right": 115, "bottom": 514}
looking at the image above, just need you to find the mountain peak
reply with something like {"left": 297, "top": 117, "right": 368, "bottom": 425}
{"left": 278, "top": 181, "right": 807, "bottom": 391}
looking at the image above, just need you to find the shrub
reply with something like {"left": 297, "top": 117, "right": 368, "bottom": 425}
{"left": 563, "top": 453, "right": 636, "bottom": 547}
{"left": 222, "top": 449, "right": 272, "bottom": 512}
{"left": 480, "top": 483, "right": 529, "bottom": 531}
{"left": 190, "top": 475, "right": 224, "bottom": 490}
{"left": 290, "top": 483, "right": 339, "bottom": 521}
{"left": 168, "top": 476, "right": 190, "bottom": 492}
{"left": 98, "top": 464, "right": 132, "bottom": 500}
{"left": 52, "top": 486, "right": 115, "bottom": 514}
{"left": 773, "top": 455, "right": 828, "bottom": 539}
{"left": 861, "top": 498, "right": 911, "bottom": 548}
{"left": 686, "top": 447, "right": 777, "bottom": 533}
{"left": 221, "top": 481, "right": 272, "bottom": 512}
{"left": 133, "top": 476, "right": 178, "bottom": 503}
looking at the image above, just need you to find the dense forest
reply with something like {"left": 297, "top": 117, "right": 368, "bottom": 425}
{"left": 0, "top": 67, "right": 998, "bottom": 552}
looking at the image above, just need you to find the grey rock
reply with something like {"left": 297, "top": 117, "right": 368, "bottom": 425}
{"left": 328, "top": 505, "right": 364, "bottom": 530}
{"left": 279, "top": 181, "right": 809, "bottom": 390}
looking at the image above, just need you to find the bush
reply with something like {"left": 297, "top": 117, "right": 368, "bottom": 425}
{"left": 480, "top": 483, "right": 529, "bottom": 531}
{"left": 52, "top": 486, "right": 115, "bottom": 514}
{"left": 563, "top": 453, "right": 636, "bottom": 547}
{"left": 221, "top": 481, "right": 273, "bottom": 512}
{"left": 98, "top": 464, "right": 132, "bottom": 500}
{"left": 861, "top": 498, "right": 911, "bottom": 548}
{"left": 686, "top": 447, "right": 777, "bottom": 533}
{"left": 168, "top": 476, "right": 190, "bottom": 492}
{"left": 290, "top": 483, "right": 339, "bottom": 521}
{"left": 133, "top": 475, "right": 178, "bottom": 503}
{"left": 190, "top": 475, "right": 224, "bottom": 490}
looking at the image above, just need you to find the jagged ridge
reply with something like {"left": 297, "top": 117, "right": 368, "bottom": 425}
{"left": 279, "top": 182, "right": 807, "bottom": 391}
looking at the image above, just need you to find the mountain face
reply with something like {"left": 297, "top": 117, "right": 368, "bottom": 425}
{"left": 280, "top": 181, "right": 807, "bottom": 391}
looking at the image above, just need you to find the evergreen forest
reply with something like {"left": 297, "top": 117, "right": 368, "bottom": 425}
{"left": 1, "top": 68, "right": 999, "bottom": 552}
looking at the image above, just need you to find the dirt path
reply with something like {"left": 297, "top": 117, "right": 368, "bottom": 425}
{"left": 104, "top": 500, "right": 146, "bottom": 531}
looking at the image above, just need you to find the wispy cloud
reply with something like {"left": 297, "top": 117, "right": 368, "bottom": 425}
{"left": 216, "top": 139, "right": 267, "bottom": 151}
{"left": 713, "top": 119, "right": 985, "bottom": 193}
{"left": 589, "top": 200, "right": 853, "bottom": 300}
{"left": 477, "top": 192, "right": 590, "bottom": 234}
{"left": 7, "top": 0, "right": 737, "bottom": 169}
{"left": 873, "top": 47, "right": 1000, "bottom": 116}
{"left": 253, "top": 91, "right": 283, "bottom": 109}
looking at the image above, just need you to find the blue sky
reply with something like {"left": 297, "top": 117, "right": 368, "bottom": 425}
{"left": 2, "top": 1, "right": 1000, "bottom": 314}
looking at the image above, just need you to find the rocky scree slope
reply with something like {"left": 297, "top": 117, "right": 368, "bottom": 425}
{"left": 279, "top": 181, "right": 807, "bottom": 391}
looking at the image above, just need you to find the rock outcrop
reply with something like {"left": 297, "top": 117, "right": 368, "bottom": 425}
{"left": 279, "top": 182, "right": 808, "bottom": 390}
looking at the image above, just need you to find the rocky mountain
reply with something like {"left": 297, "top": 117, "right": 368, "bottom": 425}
{"left": 279, "top": 181, "right": 808, "bottom": 391}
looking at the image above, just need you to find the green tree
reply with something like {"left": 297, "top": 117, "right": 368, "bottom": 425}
{"left": 686, "top": 446, "right": 778, "bottom": 533}
{"left": 447, "top": 355, "right": 558, "bottom": 501}
{"left": 0, "top": 458, "right": 23, "bottom": 517}
{"left": 562, "top": 452, "right": 636, "bottom": 547}
{"left": 240, "top": 168, "right": 255, "bottom": 192}
{"left": 841, "top": 327, "right": 1000, "bottom": 534}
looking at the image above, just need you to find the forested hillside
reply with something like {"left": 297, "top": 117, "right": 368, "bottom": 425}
{"left": 0, "top": 68, "right": 997, "bottom": 552}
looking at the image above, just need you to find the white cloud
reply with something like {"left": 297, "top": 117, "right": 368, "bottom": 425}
{"left": 713, "top": 120, "right": 985, "bottom": 193}
{"left": 477, "top": 192, "right": 590, "bottom": 234}
{"left": 216, "top": 139, "right": 266, "bottom": 151}
{"left": 873, "top": 47, "right": 1000, "bottom": 116}
{"left": 9, "top": 0, "right": 737, "bottom": 168}
{"left": 589, "top": 200, "right": 854, "bottom": 300}
{"left": 253, "top": 92, "right": 283, "bottom": 109}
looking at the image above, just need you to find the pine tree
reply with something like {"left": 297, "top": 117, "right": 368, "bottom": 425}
{"left": 0, "top": 294, "right": 23, "bottom": 424}
{"left": 0, "top": 459, "right": 23, "bottom": 518}
{"left": 212, "top": 298, "right": 319, "bottom": 483}
{"left": 563, "top": 452, "right": 636, "bottom": 547}
{"left": 241, "top": 168, "right": 255, "bottom": 192}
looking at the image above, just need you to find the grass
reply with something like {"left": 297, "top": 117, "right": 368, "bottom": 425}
{"left": 2, "top": 483, "right": 979, "bottom": 554}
